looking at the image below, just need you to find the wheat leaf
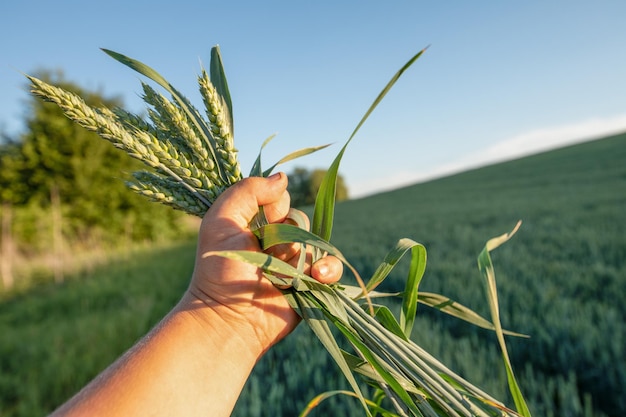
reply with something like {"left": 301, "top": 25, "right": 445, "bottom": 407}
{"left": 477, "top": 221, "right": 531, "bottom": 417}
{"left": 254, "top": 223, "right": 373, "bottom": 310}
{"left": 249, "top": 134, "right": 276, "bottom": 177}
{"left": 329, "top": 314, "right": 422, "bottom": 417}
{"left": 202, "top": 250, "right": 310, "bottom": 281}
{"left": 365, "top": 238, "right": 423, "bottom": 292}
{"left": 312, "top": 47, "right": 427, "bottom": 241}
{"left": 294, "top": 293, "right": 373, "bottom": 417}
{"left": 209, "top": 45, "right": 234, "bottom": 137}
{"left": 418, "top": 292, "right": 528, "bottom": 338}
{"left": 254, "top": 223, "right": 348, "bottom": 263}
{"left": 300, "top": 389, "right": 400, "bottom": 417}
{"left": 262, "top": 144, "right": 331, "bottom": 177}
{"left": 401, "top": 243, "right": 427, "bottom": 338}
{"left": 373, "top": 305, "right": 410, "bottom": 341}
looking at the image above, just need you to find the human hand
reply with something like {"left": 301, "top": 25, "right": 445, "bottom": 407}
{"left": 48, "top": 173, "right": 342, "bottom": 417}
{"left": 182, "top": 172, "right": 342, "bottom": 358}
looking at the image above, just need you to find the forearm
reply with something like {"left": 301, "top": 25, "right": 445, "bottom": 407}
{"left": 50, "top": 295, "right": 261, "bottom": 417}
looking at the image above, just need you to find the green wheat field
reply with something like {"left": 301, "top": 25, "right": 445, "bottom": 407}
{"left": 1, "top": 132, "right": 624, "bottom": 417}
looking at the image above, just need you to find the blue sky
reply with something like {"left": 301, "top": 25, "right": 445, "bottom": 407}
{"left": 2, "top": 1, "right": 625, "bottom": 197}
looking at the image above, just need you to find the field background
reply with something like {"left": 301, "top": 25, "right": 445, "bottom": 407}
{"left": 1, "top": 133, "right": 624, "bottom": 417}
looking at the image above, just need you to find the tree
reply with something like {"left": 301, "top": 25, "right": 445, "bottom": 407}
{"left": 287, "top": 167, "right": 349, "bottom": 207}
{"left": 0, "top": 71, "right": 184, "bottom": 250}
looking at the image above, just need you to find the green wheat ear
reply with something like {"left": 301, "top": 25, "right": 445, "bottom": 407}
{"left": 28, "top": 46, "right": 326, "bottom": 215}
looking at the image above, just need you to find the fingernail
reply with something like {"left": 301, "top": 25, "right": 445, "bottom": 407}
{"left": 317, "top": 264, "right": 329, "bottom": 277}
{"left": 267, "top": 172, "right": 283, "bottom": 181}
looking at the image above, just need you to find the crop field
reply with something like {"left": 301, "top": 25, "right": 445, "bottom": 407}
{"left": 0, "top": 133, "right": 624, "bottom": 416}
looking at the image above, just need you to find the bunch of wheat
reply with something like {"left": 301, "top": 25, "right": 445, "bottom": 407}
{"left": 27, "top": 46, "right": 531, "bottom": 417}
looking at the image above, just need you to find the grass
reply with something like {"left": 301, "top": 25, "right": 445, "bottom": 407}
{"left": 1, "top": 132, "right": 623, "bottom": 416}
{"left": 325, "top": 133, "right": 626, "bottom": 417}
{"left": 0, "top": 240, "right": 195, "bottom": 416}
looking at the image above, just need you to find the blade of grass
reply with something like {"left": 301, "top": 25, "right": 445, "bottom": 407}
{"left": 249, "top": 134, "right": 276, "bottom": 177}
{"left": 359, "top": 237, "right": 426, "bottom": 338}
{"left": 312, "top": 47, "right": 427, "bottom": 241}
{"left": 262, "top": 144, "right": 331, "bottom": 177}
{"left": 400, "top": 244, "right": 427, "bottom": 339}
{"left": 254, "top": 223, "right": 373, "bottom": 311}
{"left": 255, "top": 223, "right": 350, "bottom": 265}
{"left": 300, "top": 390, "right": 401, "bottom": 417}
{"left": 328, "top": 312, "right": 421, "bottom": 417}
{"left": 341, "top": 350, "right": 421, "bottom": 397}
{"left": 202, "top": 250, "right": 312, "bottom": 282}
{"left": 417, "top": 292, "right": 528, "bottom": 338}
{"left": 294, "top": 292, "right": 373, "bottom": 417}
{"left": 285, "top": 208, "right": 310, "bottom": 271}
{"left": 209, "top": 45, "right": 234, "bottom": 137}
{"left": 338, "top": 291, "right": 470, "bottom": 417}
{"left": 477, "top": 221, "right": 532, "bottom": 417}
{"left": 365, "top": 238, "right": 423, "bottom": 293}
{"left": 249, "top": 133, "right": 330, "bottom": 179}
{"left": 341, "top": 285, "right": 400, "bottom": 300}
{"left": 373, "top": 305, "right": 410, "bottom": 341}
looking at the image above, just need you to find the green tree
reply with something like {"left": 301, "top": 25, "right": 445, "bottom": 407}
{"left": 287, "top": 167, "right": 348, "bottom": 207}
{"left": 0, "top": 71, "right": 184, "bottom": 249}
{"left": 0, "top": 137, "right": 23, "bottom": 204}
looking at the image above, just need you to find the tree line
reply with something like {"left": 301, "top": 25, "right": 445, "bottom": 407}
{"left": 0, "top": 72, "right": 183, "bottom": 288}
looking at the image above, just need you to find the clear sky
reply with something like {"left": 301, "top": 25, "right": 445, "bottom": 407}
{"left": 2, "top": 1, "right": 625, "bottom": 197}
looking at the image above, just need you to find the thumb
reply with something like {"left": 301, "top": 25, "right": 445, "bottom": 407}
{"left": 208, "top": 172, "right": 289, "bottom": 229}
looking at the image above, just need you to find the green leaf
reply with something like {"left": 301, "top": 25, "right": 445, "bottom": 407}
{"left": 312, "top": 47, "right": 427, "bottom": 241}
{"left": 209, "top": 45, "right": 234, "bottom": 137}
{"left": 254, "top": 223, "right": 365, "bottom": 284}
{"left": 311, "top": 144, "right": 346, "bottom": 241}
{"left": 341, "top": 351, "right": 427, "bottom": 401}
{"left": 373, "top": 305, "right": 409, "bottom": 341}
{"left": 365, "top": 238, "right": 423, "bottom": 293}
{"left": 358, "top": 237, "right": 426, "bottom": 338}
{"left": 249, "top": 134, "right": 276, "bottom": 177}
{"left": 248, "top": 206, "right": 269, "bottom": 232}
{"left": 254, "top": 223, "right": 374, "bottom": 312}
{"left": 330, "top": 315, "right": 423, "bottom": 417}
{"left": 418, "top": 292, "right": 528, "bottom": 338}
{"left": 285, "top": 207, "right": 310, "bottom": 229}
{"left": 262, "top": 144, "right": 331, "bottom": 177}
{"left": 255, "top": 223, "right": 347, "bottom": 262}
{"left": 203, "top": 249, "right": 337, "bottom": 297}
{"left": 300, "top": 390, "right": 401, "bottom": 417}
{"left": 400, "top": 243, "right": 427, "bottom": 339}
{"left": 202, "top": 249, "right": 310, "bottom": 281}
{"left": 341, "top": 285, "right": 399, "bottom": 300}
{"left": 249, "top": 135, "right": 330, "bottom": 178}
{"left": 295, "top": 293, "right": 373, "bottom": 417}
{"left": 477, "top": 221, "right": 532, "bottom": 417}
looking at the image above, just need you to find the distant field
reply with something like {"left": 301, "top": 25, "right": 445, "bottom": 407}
{"left": 0, "top": 133, "right": 624, "bottom": 416}
{"left": 326, "top": 133, "right": 626, "bottom": 416}
{"left": 0, "top": 242, "right": 196, "bottom": 416}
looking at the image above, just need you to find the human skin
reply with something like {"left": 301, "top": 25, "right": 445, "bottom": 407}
{"left": 49, "top": 172, "right": 343, "bottom": 417}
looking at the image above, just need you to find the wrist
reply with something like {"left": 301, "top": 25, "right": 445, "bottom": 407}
{"left": 174, "top": 291, "right": 266, "bottom": 362}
